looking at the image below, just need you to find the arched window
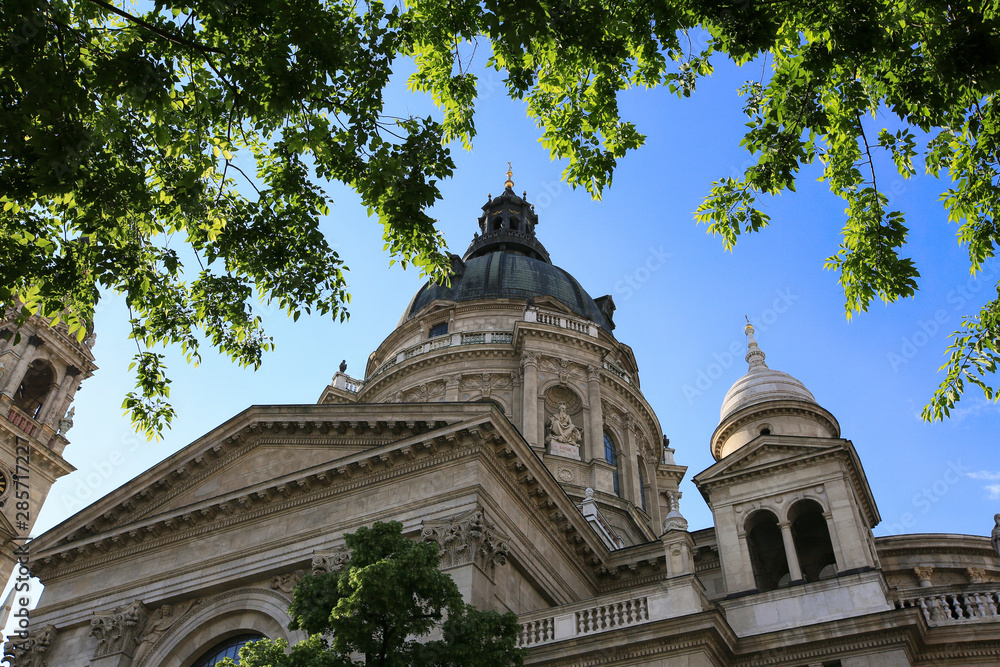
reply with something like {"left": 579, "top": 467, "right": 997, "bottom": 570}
{"left": 745, "top": 510, "right": 789, "bottom": 592}
{"left": 192, "top": 633, "right": 265, "bottom": 667}
{"left": 789, "top": 499, "right": 837, "bottom": 582}
{"left": 637, "top": 458, "right": 647, "bottom": 512}
{"left": 603, "top": 431, "right": 620, "bottom": 497}
{"left": 14, "top": 359, "right": 55, "bottom": 419}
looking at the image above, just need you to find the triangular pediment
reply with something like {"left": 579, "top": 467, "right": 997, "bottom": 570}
{"left": 29, "top": 403, "right": 490, "bottom": 551}
{"left": 30, "top": 402, "right": 618, "bottom": 587}
{"left": 694, "top": 436, "right": 841, "bottom": 485}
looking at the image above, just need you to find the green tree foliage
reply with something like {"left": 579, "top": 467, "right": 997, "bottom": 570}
{"left": 407, "top": 0, "right": 1000, "bottom": 419}
{"left": 1, "top": 0, "right": 452, "bottom": 437}
{"left": 220, "top": 521, "right": 523, "bottom": 667}
{"left": 3, "top": 0, "right": 998, "bottom": 430}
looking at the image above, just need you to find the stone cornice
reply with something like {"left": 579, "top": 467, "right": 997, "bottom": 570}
{"left": 876, "top": 533, "right": 998, "bottom": 561}
{"left": 513, "top": 321, "right": 611, "bottom": 357}
{"left": 711, "top": 401, "right": 840, "bottom": 461}
{"left": 31, "top": 421, "right": 492, "bottom": 579}
{"left": 0, "top": 420, "right": 75, "bottom": 479}
{"left": 28, "top": 404, "right": 492, "bottom": 555}
{"left": 359, "top": 346, "right": 518, "bottom": 399}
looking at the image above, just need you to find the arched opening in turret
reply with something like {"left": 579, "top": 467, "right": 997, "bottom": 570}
{"left": 745, "top": 510, "right": 789, "bottom": 592}
{"left": 14, "top": 359, "right": 55, "bottom": 419}
{"left": 789, "top": 499, "right": 837, "bottom": 582}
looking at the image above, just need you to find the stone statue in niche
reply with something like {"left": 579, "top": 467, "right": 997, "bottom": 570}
{"left": 546, "top": 402, "right": 582, "bottom": 458}
{"left": 992, "top": 513, "right": 1000, "bottom": 557}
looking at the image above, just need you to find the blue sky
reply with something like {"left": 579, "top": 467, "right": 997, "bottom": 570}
{"left": 29, "top": 50, "right": 1000, "bottom": 563}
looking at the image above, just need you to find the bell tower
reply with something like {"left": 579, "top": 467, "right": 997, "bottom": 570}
{"left": 0, "top": 307, "right": 96, "bottom": 587}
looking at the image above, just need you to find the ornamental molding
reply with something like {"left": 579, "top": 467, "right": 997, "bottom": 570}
{"left": 538, "top": 356, "right": 585, "bottom": 384}
{"left": 32, "top": 424, "right": 488, "bottom": 578}
{"left": 529, "top": 624, "right": 730, "bottom": 667}
{"left": 459, "top": 372, "right": 513, "bottom": 399}
{"left": 421, "top": 507, "right": 511, "bottom": 578}
{"left": 362, "top": 347, "right": 518, "bottom": 396}
{"left": 90, "top": 599, "right": 147, "bottom": 659}
{"left": 3, "top": 624, "right": 55, "bottom": 667}
{"left": 312, "top": 546, "right": 352, "bottom": 574}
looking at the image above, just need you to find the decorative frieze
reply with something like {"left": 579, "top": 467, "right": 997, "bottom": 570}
{"left": 90, "top": 600, "right": 147, "bottom": 659}
{"left": 421, "top": 508, "right": 511, "bottom": 577}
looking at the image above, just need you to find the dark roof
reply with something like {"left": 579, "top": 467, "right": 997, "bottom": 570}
{"left": 404, "top": 251, "right": 613, "bottom": 331}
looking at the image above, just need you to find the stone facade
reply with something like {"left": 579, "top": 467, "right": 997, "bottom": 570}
{"left": 9, "top": 183, "right": 1000, "bottom": 666}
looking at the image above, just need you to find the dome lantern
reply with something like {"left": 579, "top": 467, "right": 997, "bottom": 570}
{"left": 463, "top": 165, "right": 550, "bottom": 263}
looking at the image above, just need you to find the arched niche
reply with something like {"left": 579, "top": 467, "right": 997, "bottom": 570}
{"left": 789, "top": 498, "right": 838, "bottom": 582}
{"left": 135, "top": 588, "right": 305, "bottom": 667}
{"left": 14, "top": 359, "right": 55, "bottom": 418}
{"left": 745, "top": 509, "right": 789, "bottom": 592}
{"left": 543, "top": 384, "right": 584, "bottom": 458}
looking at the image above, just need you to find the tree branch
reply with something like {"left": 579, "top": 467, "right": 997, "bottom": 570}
{"left": 84, "top": 0, "right": 225, "bottom": 54}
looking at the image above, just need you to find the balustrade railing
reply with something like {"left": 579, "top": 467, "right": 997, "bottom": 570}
{"left": 518, "top": 617, "right": 555, "bottom": 647}
{"left": 368, "top": 330, "right": 516, "bottom": 380}
{"left": 517, "top": 595, "right": 651, "bottom": 648}
{"left": 576, "top": 597, "right": 648, "bottom": 634}
{"left": 895, "top": 588, "right": 1000, "bottom": 625}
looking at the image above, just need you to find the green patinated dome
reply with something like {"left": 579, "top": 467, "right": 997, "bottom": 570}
{"left": 404, "top": 251, "right": 613, "bottom": 331}
{"left": 403, "top": 178, "right": 614, "bottom": 330}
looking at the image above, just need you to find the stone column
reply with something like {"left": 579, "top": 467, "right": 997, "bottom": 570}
{"left": 585, "top": 366, "right": 603, "bottom": 463}
{"left": 444, "top": 374, "right": 460, "bottom": 402}
{"left": 2, "top": 353, "right": 33, "bottom": 399}
{"left": 38, "top": 367, "right": 79, "bottom": 424}
{"left": 779, "top": 522, "right": 804, "bottom": 583}
{"left": 520, "top": 352, "right": 539, "bottom": 448}
{"left": 622, "top": 415, "right": 641, "bottom": 502}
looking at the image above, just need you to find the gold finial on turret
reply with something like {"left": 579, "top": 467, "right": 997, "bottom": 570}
{"left": 504, "top": 162, "right": 514, "bottom": 189}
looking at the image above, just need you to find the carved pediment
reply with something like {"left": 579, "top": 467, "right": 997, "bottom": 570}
{"left": 27, "top": 405, "right": 472, "bottom": 560}
{"left": 695, "top": 438, "right": 838, "bottom": 484}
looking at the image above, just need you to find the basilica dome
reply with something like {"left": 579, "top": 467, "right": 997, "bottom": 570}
{"left": 403, "top": 252, "right": 613, "bottom": 331}
{"left": 402, "top": 170, "right": 613, "bottom": 331}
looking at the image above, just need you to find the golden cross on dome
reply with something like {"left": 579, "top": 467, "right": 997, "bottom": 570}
{"left": 504, "top": 162, "right": 514, "bottom": 189}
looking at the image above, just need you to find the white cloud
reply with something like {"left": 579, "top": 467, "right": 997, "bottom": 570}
{"left": 967, "top": 471, "right": 1000, "bottom": 481}
{"left": 986, "top": 484, "right": 1000, "bottom": 501}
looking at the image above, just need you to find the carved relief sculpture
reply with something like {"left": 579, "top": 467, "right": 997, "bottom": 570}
{"left": 90, "top": 600, "right": 148, "bottom": 659}
{"left": 546, "top": 402, "right": 582, "bottom": 459}
{"left": 269, "top": 570, "right": 307, "bottom": 594}
{"left": 421, "top": 508, "right": 511, "bottom": 578}
{"left": 132, "top": 599, "right": 197, "bottom": 665}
